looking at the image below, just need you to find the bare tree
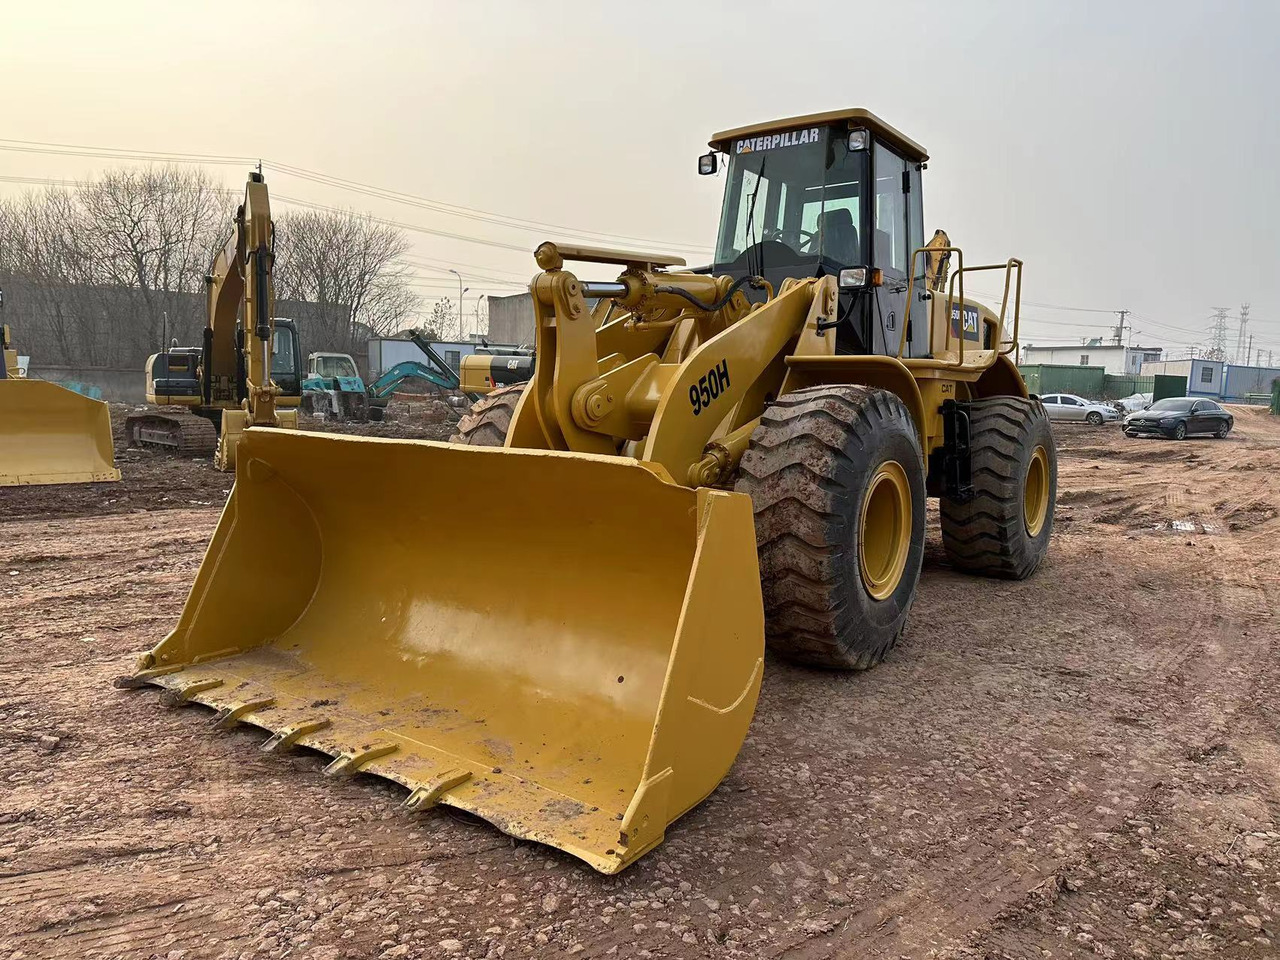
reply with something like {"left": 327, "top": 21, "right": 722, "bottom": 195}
{"left": 76, "top": 166, "right": 227, "bottom": 358}
{"left": 0, "top": 166, "right": 229, "bottom": 367}
{"left": 274, "top": 209, "right": 419, "bottom": 353}
{"left": 429, "top": 299, "right": 461, "bottom": 341}
{"left": 0, "top": 166, "right": 420, "bottom": 369}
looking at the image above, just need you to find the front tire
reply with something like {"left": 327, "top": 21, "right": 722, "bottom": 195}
{"left": 735, "top": 386, "right": 926, "bottom": 670}
{"left": 450, "top": 383, "right": 525, "bottom": 446}
{"left": 941, "top": 397, "right": 1056, "bottom": 579}
{"left": 1086, "top": 411, "right": 1103, "bottom": 425}
{"left": 1173, "top": 421, "right": 1187, "bottom": 440}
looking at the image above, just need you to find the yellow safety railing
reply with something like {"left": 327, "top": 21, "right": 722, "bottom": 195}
{"left": 901, "top": 247, "right": 1023, "bottom": 368}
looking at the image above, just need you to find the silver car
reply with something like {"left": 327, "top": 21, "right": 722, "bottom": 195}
{"left": 1039, "top": 393, "right": 1120, "bottom": 425}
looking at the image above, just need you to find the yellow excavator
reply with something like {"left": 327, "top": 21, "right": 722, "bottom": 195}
{"left": 0, "top": 306, "right": 121, "bottom": 486}
{"left": 118, "top": 109, "right": 1055, "bottom": 874}
{"left": 124, "top": 172, "right": 300, "bottom": 470}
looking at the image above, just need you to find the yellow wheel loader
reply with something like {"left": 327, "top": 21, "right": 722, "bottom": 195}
{"left": 118, "top": 109, "right": 1055, "bottom": 874}
{"left": 0, "top": 316, "right": 121, "bottom": 486}
{"left": 124, "top": 172, "right": 300, "bottom": 469}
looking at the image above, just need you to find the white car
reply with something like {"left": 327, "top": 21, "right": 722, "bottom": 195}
{"left": 1039, "top": 393, "right": 1120, "bottom": 425}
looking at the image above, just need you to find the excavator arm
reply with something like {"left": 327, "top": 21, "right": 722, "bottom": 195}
{"left": 211, "top": 172, "right": 294, "bottom": 470}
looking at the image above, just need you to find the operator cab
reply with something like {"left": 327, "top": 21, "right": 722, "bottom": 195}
{"left": 702, "top": 108, "right": 929, "bottom": 359}
{"left": 270, "top": 318, "right": 302, "bottom": 398}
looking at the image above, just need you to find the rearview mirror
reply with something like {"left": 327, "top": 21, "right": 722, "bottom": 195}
{"left": 698, "top": 152, "right": 718, "bottom": 176}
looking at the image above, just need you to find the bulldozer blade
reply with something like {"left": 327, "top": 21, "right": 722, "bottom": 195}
{"left": 122, "top": 428, "right": 764, "bottom": 873}
{"left": 0, "top": 379, "right": 121, "bottom": 486}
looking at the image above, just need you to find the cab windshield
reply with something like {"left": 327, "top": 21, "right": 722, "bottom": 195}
{"left": 271, "top": 326, "right": 296, "bottom": 375}
{"left": 313, "top": 354, "right": 358, "bottom": 378}
{"left": 714, "top": 126, "right": 866, "bottom": 271}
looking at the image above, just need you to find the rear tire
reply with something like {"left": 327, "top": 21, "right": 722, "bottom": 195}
{"left": 735, "top": 385, "right": 926, "bottom": 670}
{"left": 1216, "top": 422, "right": 1230, "bottom": 439}
{"left": 450, "top": 383, "right": 525, "bottom": 446}
{"left": 940, "top": 397, "right": 1056, "bottom": 579}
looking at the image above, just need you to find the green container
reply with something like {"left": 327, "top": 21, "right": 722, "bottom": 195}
{"left": 1101, "top": 374, "right": 1155, "bottom": 400}
{"left": 1018, "top": 364, "right": 1106, "bottom": 399}
{"left": 1154, "top": 374, "right": 1188, "bottom": 403}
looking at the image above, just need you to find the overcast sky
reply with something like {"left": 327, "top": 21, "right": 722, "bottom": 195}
{"left": 3, "top": 0, "right": 1278, "bottom": 360}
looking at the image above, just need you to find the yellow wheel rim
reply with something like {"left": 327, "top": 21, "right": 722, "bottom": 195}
{"left": 858, "top": 460, "right": 912, "bottom": 601}
{"left": 1024, "top": 445, "right": 1050, "bottom": 537}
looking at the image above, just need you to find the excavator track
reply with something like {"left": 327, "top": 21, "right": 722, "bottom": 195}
{"left": 124, "top": 410, "right": 218, "bottom": 457}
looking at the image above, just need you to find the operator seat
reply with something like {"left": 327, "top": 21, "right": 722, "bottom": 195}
{"left": 819, "top": 208, "right": 860, "bottom": 266}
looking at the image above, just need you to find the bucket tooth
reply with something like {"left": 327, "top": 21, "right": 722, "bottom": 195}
{"left": 403, "top": 769, "right": 474, "bottom": 812}
{"left": 211, "top": 697, "right": 276, "bottom": 730}
{"left": 113, "top": 665, "right": 186, "bottom": 689}
{"left": 260, "top": 718, "right": 332, "bottom": 754}
{"left": 323, "top": 741, "right": 400, "bottom": 778}
{"left": 158, "top": 678, "right": 224, "bottom": 707}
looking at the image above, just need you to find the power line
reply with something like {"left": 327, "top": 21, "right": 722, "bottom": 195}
{"left": 0, "top": 136, "right": 713, "bottom": 255}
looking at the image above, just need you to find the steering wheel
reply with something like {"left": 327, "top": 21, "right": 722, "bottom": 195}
{"left": 761, "top": 227, "right": 818, "bottom": 249}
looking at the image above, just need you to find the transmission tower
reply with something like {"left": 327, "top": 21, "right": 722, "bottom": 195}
{"left": 1235, "top": 303, "right": 1250, "bottom": 363}
{"left": 1206, "top": 307, "right": 1229, "bottom": 361}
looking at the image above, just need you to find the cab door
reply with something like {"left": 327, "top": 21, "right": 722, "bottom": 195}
{"left": 870, "top": 142, "right": 917, "bottom": 357}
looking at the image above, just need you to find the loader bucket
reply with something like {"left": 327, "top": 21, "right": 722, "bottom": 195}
{"left": 120, "top": 428, "right": 764, "bottom": 873}
{"left": 0, "top": 379, "right": 121, "bottom": 486}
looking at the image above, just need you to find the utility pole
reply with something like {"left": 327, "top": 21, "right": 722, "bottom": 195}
{"left": 1112, "top": 309, "right": 1129, "bottom": 346}
{"left": 448, "top": 269, "right": 466, "bottom": 339}
{"left": 1207, "top": 307, "right": 1229, "bottom": 360}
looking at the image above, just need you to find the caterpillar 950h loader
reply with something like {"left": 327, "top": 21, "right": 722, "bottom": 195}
{"left": 124, "top": 172, "right": 300, "bottom": 469}
{"left": 0, "top": 316, "right": 121, "bottom": 486}
{"left": 118, "top": 109, "right": 1055, "bottom": 874}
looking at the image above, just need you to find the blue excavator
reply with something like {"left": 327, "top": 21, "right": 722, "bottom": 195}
{"left": 304, "top": 331, "right": 533, "bottom": 421}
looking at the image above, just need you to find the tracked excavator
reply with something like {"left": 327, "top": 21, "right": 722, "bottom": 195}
{"left": 0, "top": 303, "right": 121, "bottom": 486}
{"left": 118, "top": 109, "right": 1055, "bottom": 874}
{"left": 124, "top": 172, "right": 300, "bottom": 469}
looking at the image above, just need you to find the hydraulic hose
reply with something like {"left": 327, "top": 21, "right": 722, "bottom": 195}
{"left": 654, "top": 275, "right": 770, "bottom": 312}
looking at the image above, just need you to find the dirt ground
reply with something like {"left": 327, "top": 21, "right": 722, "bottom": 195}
{"left": 2, "top": 406, "right": 1278, "bottom": 959}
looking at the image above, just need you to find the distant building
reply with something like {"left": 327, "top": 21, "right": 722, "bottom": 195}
{"left": 486, "top": 293, "right": 535, "bottom": 347}
{"left": 1020, "top": 340, "right": 1162, "bottom": 376}
{"left": 1141, "top": 358, "right": 1280, "bottom": 403}
{"left": 366, "top": 337, "right": 485, "bottom": 379}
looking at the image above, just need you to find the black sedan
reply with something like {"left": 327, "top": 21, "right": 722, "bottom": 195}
{"left": 1123, "top": 397, "right": 1233, "bottom": 440}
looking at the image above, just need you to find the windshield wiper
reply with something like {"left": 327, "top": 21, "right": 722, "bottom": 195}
{"left": 744, "top": 157, "right": 767, "bottom": 276}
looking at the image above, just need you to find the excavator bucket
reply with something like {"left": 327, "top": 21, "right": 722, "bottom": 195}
{"left": 119, "top": 428, "right": 764, "bottom": 873}
{"left": 0, "top": 379, "right": 121, "bottom": 485}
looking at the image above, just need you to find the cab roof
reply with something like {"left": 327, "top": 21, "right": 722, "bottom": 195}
{"left": 710, "top": 108, "right": 928, "bottom": 163}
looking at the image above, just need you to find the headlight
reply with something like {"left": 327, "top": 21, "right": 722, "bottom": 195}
{"left": 1159, "top": 416, "right": 1177, "bottom": 423}
{"left": 839, "top": 267, "right": 868, "bottom": 288}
